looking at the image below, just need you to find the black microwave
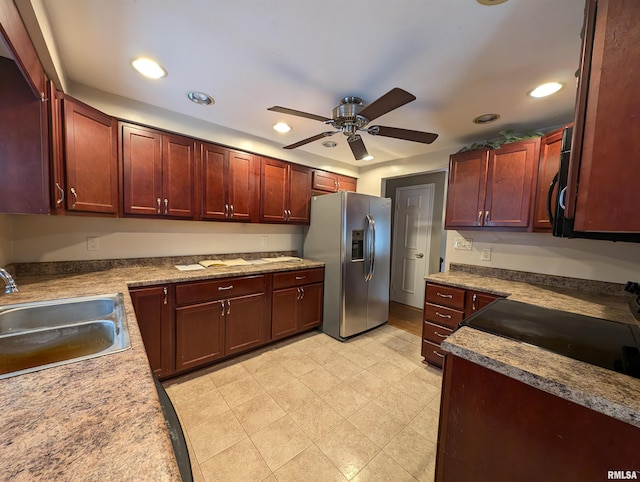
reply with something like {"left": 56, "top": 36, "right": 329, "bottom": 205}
{"left": 548, "top": 127, "right": 640, "bottom": 243}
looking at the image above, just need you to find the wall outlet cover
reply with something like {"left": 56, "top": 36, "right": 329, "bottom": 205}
{"left": 481, "top": 248, "right": 492, "bottom": 261}
{"left": 87, "top": 237, "right": 99, "bottom": 251}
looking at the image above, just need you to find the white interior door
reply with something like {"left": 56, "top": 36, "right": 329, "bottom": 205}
{"left": 391, "top": 184, "right": 435, "bottom": 308}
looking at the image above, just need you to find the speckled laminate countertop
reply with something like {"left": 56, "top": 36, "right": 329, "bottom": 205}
{"left": 425, "top": 265, "right": 640, "bottom": 429}
{"left": 0, "top": 257, "right": 324, "bottom": 481}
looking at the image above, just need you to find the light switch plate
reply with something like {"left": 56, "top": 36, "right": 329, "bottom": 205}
{"left": 481, "top": 248, "right": 492, "bottom": 261}
{"left": 454, "top": 237, "right": 473, "bottom": 250}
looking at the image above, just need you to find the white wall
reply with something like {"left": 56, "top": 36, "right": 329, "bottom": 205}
{"left": 9, "top": 215, "right": 303, "bottom": 262}
{"left": 446, "top": 230, "right": 640, "bottom": 284}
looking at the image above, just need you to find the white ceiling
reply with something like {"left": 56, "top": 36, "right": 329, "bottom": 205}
{"left": 36, "top": 0, "right": 585, "bottom": 166}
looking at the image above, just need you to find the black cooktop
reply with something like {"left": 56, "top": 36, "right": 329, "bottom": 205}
{"left": 459, "top": 299, "right": 640, "bottom": 379}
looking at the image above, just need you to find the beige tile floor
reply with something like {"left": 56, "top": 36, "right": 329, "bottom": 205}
{"left": 164, "top": 324, "right": 443, "bottom": 482}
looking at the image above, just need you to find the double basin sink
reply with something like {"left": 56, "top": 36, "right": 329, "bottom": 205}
{"left": 0, "top": 293, "right": 131, "bottom": 379}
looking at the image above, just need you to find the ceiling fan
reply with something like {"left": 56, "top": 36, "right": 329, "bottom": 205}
{"left": 268, "top": 87, "right": 438, "bottom": 160}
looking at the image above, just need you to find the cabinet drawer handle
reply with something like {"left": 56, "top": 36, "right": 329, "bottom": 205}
{"left": 218, "top": 285, "right": 234, "bottom": 291}
{"left": 433, "top": 351, "right": 445, "bottom": 358}
{"left": 436, "top": 292, "right": 453, "bottom": 299}
{"left": 163, "top": 287, "right": 168, "bottom": 305}
{"left": 70, "top": 187, "right": 78, "bottom": 208}
{"left": 157, "top": 197, "right": 161, "bottom": 214}
{"left": 434, "top": 331, "right": 448, "bottom": 338}
{"left": 55, "top": 182, "right": 64, "bottom": 206}
{"left": 435, "top": 312, "right": 452, "bottom": 319}
{"left": 295, "top": 276, "right": 306, "bottom": 280}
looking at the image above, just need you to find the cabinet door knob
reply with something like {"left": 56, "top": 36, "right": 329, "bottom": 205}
{"left": 163, "top": 287, "right": 168, "bottom": 305}
{"left": 164, "top": 198, "right": 169, "bottom": 215}
{"left": 55, "top": 183, "right": 64, "bottom": 207}
{"left": 220, "top": 300, "right": 225, "bottom": 317}
{"left": 300, "top": 287, "right": 305, "bottom": 300}
{"left": 156, "top": 198, "right": 162, "bottom": 214}
{"left": 225, "top": 204, "right": 229, "bottom": 218}
{"left": 477, "top": 210, "right": 483, "bottom": 225}
{"left": 484, "top": 210, "right": 490, "bottom": 224}
{"left": 230, "top": 204, "right": 234, "bottom": 218}
{"left": 227, "top": 300, "right": 231, "bottom": 315}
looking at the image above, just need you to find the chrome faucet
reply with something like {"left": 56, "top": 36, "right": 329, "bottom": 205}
{"left": 0, "top": 268, "right": 18, "bottom": 294}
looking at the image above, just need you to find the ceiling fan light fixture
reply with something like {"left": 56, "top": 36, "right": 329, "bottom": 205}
{"left": 529, "top": 82, "right": 563, "bottom": 98}
{"left": 187, "top": 91, "right": 214, "bottom": 106}
{"left": 473, "top": 113, "right": 500, "bottom": 124}
{"left": 131, "top": 57, "right": 167, "bottom": 79}
{"left": 273, "top": 122, "right": 292, "bottom": 133}
{"left": 362, "top": 155, "right": 374, "bottom": 161}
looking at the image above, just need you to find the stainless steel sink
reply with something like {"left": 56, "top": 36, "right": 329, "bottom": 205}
{"left": 0, "top": 294, "right": 130, "bottom": 379}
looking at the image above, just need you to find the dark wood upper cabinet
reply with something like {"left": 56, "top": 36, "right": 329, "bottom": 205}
{"left": 121, "top": 123, "right": 195, "bottom": 219}
{"left": 200, "top": 143, "right": 259, "bottom": 222}
{"left": 0, "top": 56, "right": 49, "bottom": 215}
{"left": 565, "top": 0, "right": 640, "bottom": 234}
{"left": 445, "top": 138, "right": 539, "bottom": 229}
{"left": 532, "top": 127, "right": 564, "bottom": 231}
{"left": 62, "top": 96, "right": 118, "bottom": 214}
{"left": 260, "top": 157, "right": 311, "bottom": 224}
{"left": 312, "top": 169, "right": 358, "bottom": 194}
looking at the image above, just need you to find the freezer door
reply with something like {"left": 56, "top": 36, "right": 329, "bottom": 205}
{"left": 342, "top": 193, "right": 370, "bottom": 338}
{"left": 367, "top": 197, "right": 391, "bottom": 329}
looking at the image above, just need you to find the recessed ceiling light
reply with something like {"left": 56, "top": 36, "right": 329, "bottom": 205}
{"left": 477, "top": 0, "right": 509, "bottom": 5}
{"left": 362, "top": 155, "right": 374, "bottom": 161}
{"left": 473, "top": 113, "right": 500, "bottom": 124}
{"left": 187, "top": 91, "right": 214, "bottom": 106}
{"left": 131, "top": 57, "right": 167, "bottom": 79}
{"left": 273, "top": 122, "right": 292, "bottom": 133}
{"left": 529, "top": 82, "right": 563, "bottom": 98}
{"left": 322, "top": 141, "right": 337, "bottom": 148}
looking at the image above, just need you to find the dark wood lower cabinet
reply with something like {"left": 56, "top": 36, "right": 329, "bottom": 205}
{"left": 131, "top": 268, "right": 324, "bottom": 379}
{"left": 175, "top": 300, "right": 225, "bottom": 371}
{"left": 436, "top": 355, "right": 640, "bottom": 482}
{"left": 129, "top": 285, "right": 174, "bottom": 378}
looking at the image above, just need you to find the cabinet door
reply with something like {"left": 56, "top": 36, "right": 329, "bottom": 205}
{"left": 464, "top": 290, "right": 501, "bottom": 318}
{"left": 175, "top": 301, "right": 225, "bottom": 371}
{"left": 49, "top": 82, "right": 65, "bottom": 214}
{"left": 64, "top": 97, "right": 118, "bottom": 214}
{"left": 162, "top": 133, "right": 196, "bottom": 218}
{"left": 271, "top": 287, "right": 299, "bottom": 340}
{"left": 260, "top": 157, "right": 288, "bottom": 222}
{"left": 225, "top": 293, "right": 266, "bottom": 356}
{"left": 568, "top": 0, "right": 640, "bottom": 233}
{"left": 228, "top": 151, "right": 259, "bottom": 222}
{"left": 288, "top": 164, "right": 312, "bottom": 223}
{"left": 337, "top": 175, "right": 357, "bottom": 192}
{"left": 122, "top": 124, "right": 163, "bottom": 216}
{"left": 130, "top": 285, "right": 174, "bottom": 378}
{"left": 201, "top": 142, "right": 229, "bottom": 220}
{"left": 445, "top": 149, "right": 489, "bottom": 228}
{"left": 298, "top": 283, "right": 323, "bottom": 331}
{"left": 484, "top": 138, "right": 538, "bottom": 228}
{"left": 532, "top": 128, "right": 564, "bottom": 231}
{"left": 312, "top": 170, "right": 338, "bottom": 192}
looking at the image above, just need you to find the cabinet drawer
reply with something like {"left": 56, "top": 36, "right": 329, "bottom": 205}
{"left": 422, "top": 339, "right": 447, "bottom": 369}
{"left": 175, "top": 275, "right": 265, "bottom": 305}
{"left": 423, "top": 321, "right": 453, "bottom": 345}
{"left": 425, "top": 283, "right": 465, "bottom": 310}
{"left": 273, "top": 268, "right": 324, "bottom": 289}
{"left": 424, "top": 303, "right": 464, "bottom": 329}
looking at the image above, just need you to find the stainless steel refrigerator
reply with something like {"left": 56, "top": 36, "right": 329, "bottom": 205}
{"left": 303, "top": 191, "right": 391, "bottom": 341}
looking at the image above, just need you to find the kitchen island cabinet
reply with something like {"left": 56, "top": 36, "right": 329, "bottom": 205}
{"left": 436, "top": 330, "right": 640, "bottom": 482}
{"left": 121, "top": 123, "right": 196, "bottom": 219}
{"left": 445, "top": 138, "right": 539, "bottom": 230}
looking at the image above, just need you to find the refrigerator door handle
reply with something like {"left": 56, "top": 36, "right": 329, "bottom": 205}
{"left": 365, "top": 214, "right": 376, "bottom": 281}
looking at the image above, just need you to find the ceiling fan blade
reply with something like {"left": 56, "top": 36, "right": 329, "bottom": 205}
{"left": 358, "top": 88, "right": 416, "bottom": 122}
{"left": 348, "top": 135, "right": 369, "bottom": 160}
{"left": 267, "top": 106, "right": 331, "bottom": 123}
{"left": 369, "top": 125, "right": 438, "bottom": 144}
{"left": 283, "top": 131, "right": 336, "bottom": 149}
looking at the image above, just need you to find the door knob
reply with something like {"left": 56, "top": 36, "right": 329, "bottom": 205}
{"left": 415, "top": 253, "right": 424, "bottom": 258}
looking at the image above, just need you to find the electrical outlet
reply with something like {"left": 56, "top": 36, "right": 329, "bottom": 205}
{"left": 481, "top": 248, "right": 492, "bottom": 261}
{"left": 260, "top": 236, "right": 268, "bottom": 247}
{"left": 454, "top": 237, "right": 473, "bottom": 250}
{"left": 87, "top": 237, "right": 99, "bottom": 251}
